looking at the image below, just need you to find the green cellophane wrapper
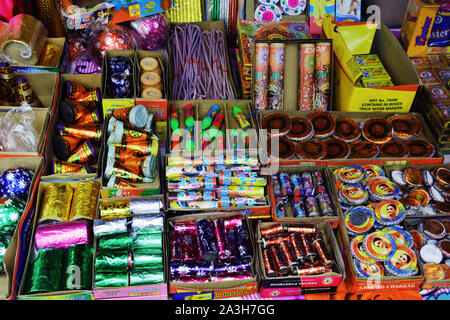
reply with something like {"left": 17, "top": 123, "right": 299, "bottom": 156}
{"left": 95, "top": 272, "right": 128, "bottom": 287}
{"left": 133, "top": 249, "right": 163, "bottom": 270}
{"left": 0, "top": 238, "right": 8, "bottom": 273}
{"left": 61, "top": 244, "right": 93, "bottom": 290}
{"left": 0, "top": 197, "right": 25, "bottom": 239}
{"left": 132, "top": 231, "right": 162, "bottom": 250}
{"left": 98, "top": 233, "right": 133, "bottom": 251}
{"left": 95, "top": 251, "right": 129, "bottom": 273}
{"left": 27, "top": 247, "right": 64, "bottom": 294}
{"left": 129, "top": 269, "right": 164, "bottom": 285}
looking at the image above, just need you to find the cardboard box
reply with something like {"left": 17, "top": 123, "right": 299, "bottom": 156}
{"left": 134, "top": 50, "right": 168, "bottom": 121}
{"left": 251, "top": 39, "right": 334, "bottom": 112}
{"left": 256, "top": 110, "right": 444, "bottom": 166}
{"left": 322, "top": 15, "right": 420, "bottom": 112}
{"left": 11, "top": 38, "right": 69, "bottom": 74}
{"left": 399, "top": 0, "right": 450, "bottom": 58}
{"left": 245, "top": 0, "right": 308, "bottom": 23}
{"left": 0, "top": 73, "right": 60, "bottom": 114}
{"left": 267, "top": 165, "right": 341, "bottom": 230}
{"left": 44, "top": 73, "right": 103, "bottom": 176}
{"left": 257, "top": 221, "right": 345, "bottom": 298}
{"left": 165, "top": 154, "right": 272, "bottom": 219}
{"left": 0, "top": 156, "right": 44, "bottom": 299}
{"left": 99, "top": 115, "right": 162, "bottom": 198}
{"left": 167, "top": 211, "right": 259, "bottom": 299}
{"left": 92, "top": 195, "right": 168, "bottom": 300}
{"left": 101, "top": 50, "right": 137, "bottom": 118}
{"left": 167, "top": 21, "right": 238, "bottom": 100}
{"left": 0, "top": 108, "right": 51, "bottom": 158}
{"left": 309, "top": 0, "right": 336, "bottom": 34}
{"left": 167, "top": 100, "right": 258, "bottom": 153}
{"left": 16, "top": 174, "right": 100, "bottom": 300}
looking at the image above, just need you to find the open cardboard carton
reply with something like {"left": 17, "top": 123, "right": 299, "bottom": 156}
{"left": 101, "top": 50, "right": 137, "bottom": 118}
{"left": 92, "top": 195, "right": 168, "bottom": 300}
{"left": 11, "top": 38, "right": 68, "bottom": 74}
{"left": 322, "top": 15, "right": 420, "bottom": 112}
{"left": 16, "top": 174, "right": 100, "bottom": 300}
{"left": 0, "top": 73, "right": 60, "bottom": 114}
{"left": 256, "top": 110, "right": 444, "bottom": 166}
{"left": 256, "top": 220, "right": 345, "bottom": 298}
{"left": 0, "top": 108, "right": 51, "bottom": 158}
{"left": 164, "top": 153, "right": 272, "bottom": 219}
{"left": 0, "top": 156, "right": 44, "bottom": 299}
{"left": 99, "top": 115, "right": 161, "bottom": 198}
{"left": 167, "top": 21, "right": 238, "bottom": 100}
{"left": 267, "top": 165, "right": 341, "bottom": 229}
{"left": 167, "top": 99, "right": 258, "bottom": 153}
{"left": 167, "top": 211, "right": 259, "bottom": 300}
{"left": 44, "top": 73, "right": 103, "bottom": 177}
{"left": 251, "top": 38, "right": 334, "bottom": 112}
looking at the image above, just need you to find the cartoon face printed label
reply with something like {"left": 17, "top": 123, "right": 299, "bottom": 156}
{"left": 363, "top": 231, "right": 397, "bottom": 261}
{"left": 385, "top": 246, "right": 418, "bottom": 276}
{"left": 374, "top": 200, "right": 406, "bottom": 225}
{"left": 345, "top": 206, "right": 375, "bottom": 234}
{"left": 354, "top": 260, "right": 384, "bottom": 278}
{"left": 337, "top": 166, "right": 365, "bottom": 183}
{"left": 382, "top": 226, "right": 413, "bottom": 248}
{"left": 368, "top": 179, "right": 400, "bottom": 199}
{"left": 351, "top": 235, "right": 377, "bottom": 264}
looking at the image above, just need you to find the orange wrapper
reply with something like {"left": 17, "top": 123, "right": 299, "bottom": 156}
{"left": 63, "top": 81, "right": 101, "bottom": 103}
{"left": 75, "top": 108, "right": 101, "bottom": 126}
{"left": 52, "top": 134, "right": 82, "bottom": 161}
{"left": 107, "top": 175, "right": 136, "bottom": 188}
{"left": 59, "top": 99, "right": 92, "bottom": 124}
{"left": 108, "top": 121, "right": 152, "bottom": 145}
{"left": 57, "top": 123, "right": 103, "bottom": 142}
{"left": 111, "top": 139, "right": 157, "bottom": 157}
{"left": 51, "top": 160, "right": 91, "bottom": 174}
{"left": 66, "top": 140, "right": 98, "bottom": 164}
{"left": 107, "top": 162, "right": 147, "bottom": 183}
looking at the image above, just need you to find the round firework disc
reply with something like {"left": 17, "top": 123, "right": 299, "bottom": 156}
{"left": 363, "top": 230, "right": 397, "bottom": 261}
{"left": 410, "top": 117, "right": 423, "bottom": 138}
{"left": 345, "top": 206, "right": 375, "bottom": 234}
{"left": 279, "top": 0, "right": 306, "bottom": 15}
{"left": 295, "top": 139, "right": 327, "bottom": 160}
{"left": 423, "top": 220, "right": 446, "bottom": 240}
{"left": 429, "top": 186, "right": 445, "bottom": 202}
{"left": 423, "top": 262, "right": 445, "bottom": 280}
{"left": 382, "top": 226, "right": 413, "bottom": 248}
{"left": 261, "top": 113, "right": 292, "bottom": 137}
{"left": 407, "top": 139, "right": 435, "bottom": 158}
{"left": 307, "top": 111, "right": 336, "bottom": 139}
{"left": 340, "top": 183, "right": 368, "bottom": 205}
{"left": 374, "top": 200, "right": 406, "bottom": 226}
{"left": 403, "top": 168, "right": 423, "bottom": 186}
{"left": 400, "top": 197, "right": 421, "bottom": 211}
{"left": 379, "top": 140, "right": 409, "bottom": 158}
{"left": 337, "top": 166, "right": 366, "bottom": 184}
{"left": 410, "top": 230, "right": 424, "bottom": 249}
{"left": 267, "top": 136, "right": 296, "bottom": 160}
{"left": 333, "top": 117, "right": 361, "bottom": 142}
{"left": 349, "top": 140, "right": 379, "bottom": 159}
{"left": 362, "top": 165, "right": 385, "bottom": 179}
{"left": 255, "top": 4, "right": 283, "bottom": 22}
{"left": 368, "top": 179, "right": 400, "bottom": 201}
{"left": 386, "top": 115, "right": 417, "bottom": 141}
{"left": 286, "top": 117, "right": 314, "bottom": 141}
{"left": 385, "top": 245, "right": 418, "bottom": 276}
{"left": 324, "top": 138, "right": 350, "bottom": 159}
{"left": 351, "top": 235, "right": 377, "bottom": 264}
{"left": 354, "top": 260, "right": 384, "bottom": 278}
{"left": 435, "top": 167, "right": 450, "bottom": 185}
{"left": 422, "top": 170, "right": 435, "bottom": 187}
{"left": 420, "top": 244, "right": 443, "bottom": 264}
{"left": 435, "top": 202, "right": 450, "bottom": 215}
{"left": 391, "top": 170, "right": 407, "bottom": 186}
{"left": 409, "top": 189, "right": 430, "bottom": 207}
{"left": 438, "top": 240, "right": 450, "bottom": 258}
{"left": 362, "top": 118, "right": 393, "bottom": 144}
{"left": 257, "top": 0, "right": 280, "bottom": 4}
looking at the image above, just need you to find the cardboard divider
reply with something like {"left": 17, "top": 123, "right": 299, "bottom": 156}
{"left": 0, "top": 156, "right": 44, "bottom": 299}
{"left": 167, "top": 211, "right": 259, "bottom": 299}
{"left": 267, "top": 165, "right": 341, "bottom": 229}
{"left": 256, "top": 221, "right": 345, "bottom": 298}
{"left": 43, "top": 73, "right": 103, "bottom": 176}
{"left": 17, "top": 174, "right": 100, "bottom": 300}
{"left": 101, "top": 50, "right": 137, "bottom": 117}
{"left": 99, "top": 115, "right": 161, "bottom": 198}
{"left": 92, "top": 195, "right": 168, "bottom": 300}
{"left": 251, "top": 39, "right": 334, "bottom": 112}
{"left": 257, "top": 110, "right": 444, "bottom": 166}
{"left": 0, "top": 108, "right": 51, "bottom": 158}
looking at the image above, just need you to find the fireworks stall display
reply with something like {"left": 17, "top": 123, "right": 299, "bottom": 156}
{"left": 0, "top": 0, "right": 449, "bottom": 302}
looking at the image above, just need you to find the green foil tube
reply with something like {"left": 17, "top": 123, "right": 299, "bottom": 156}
{"left": 98, "top": 233, "right": 133, "bottom": 251}
{"left": 132, "top": 232, "right": 162, "bottom": 250}
{"left": 95, "top": 272, "right": 128, "bottom": 287}
{"left": 129, "top": 270, "right": 164, "bottom": 285}
{"left": 61, "top": 244, "right": 93, "bottom": 290}
{"left": 133, "top": 250, "right": 163, "bottom": 270}
{"left": 95, "top": 252, "right": 129, "bottom": 273}
{"left": 27, "top": 248, "right": 64, "bottom": 294}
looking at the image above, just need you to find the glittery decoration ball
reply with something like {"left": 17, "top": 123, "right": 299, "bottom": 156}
{"left": 129, "top": 13, "right": 169, "bottom": 51}
{"left": 0, "top": 197, "right": 26, "bottom": 239}
{"left": 0, "top": 168, "right": 34, "bottom": 200}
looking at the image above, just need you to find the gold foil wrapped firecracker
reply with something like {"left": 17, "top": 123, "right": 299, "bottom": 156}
{"left": 39, "top": 183, "right": 74, "bottom": 223}
{"left": 0, "top": 62, "right": 18, "bottom": 105}
{"left": 99, "top": 199, "right": 131, "bottom": 219}
{"left": 69, "top": 181, "right": 100, "bottom": 220}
